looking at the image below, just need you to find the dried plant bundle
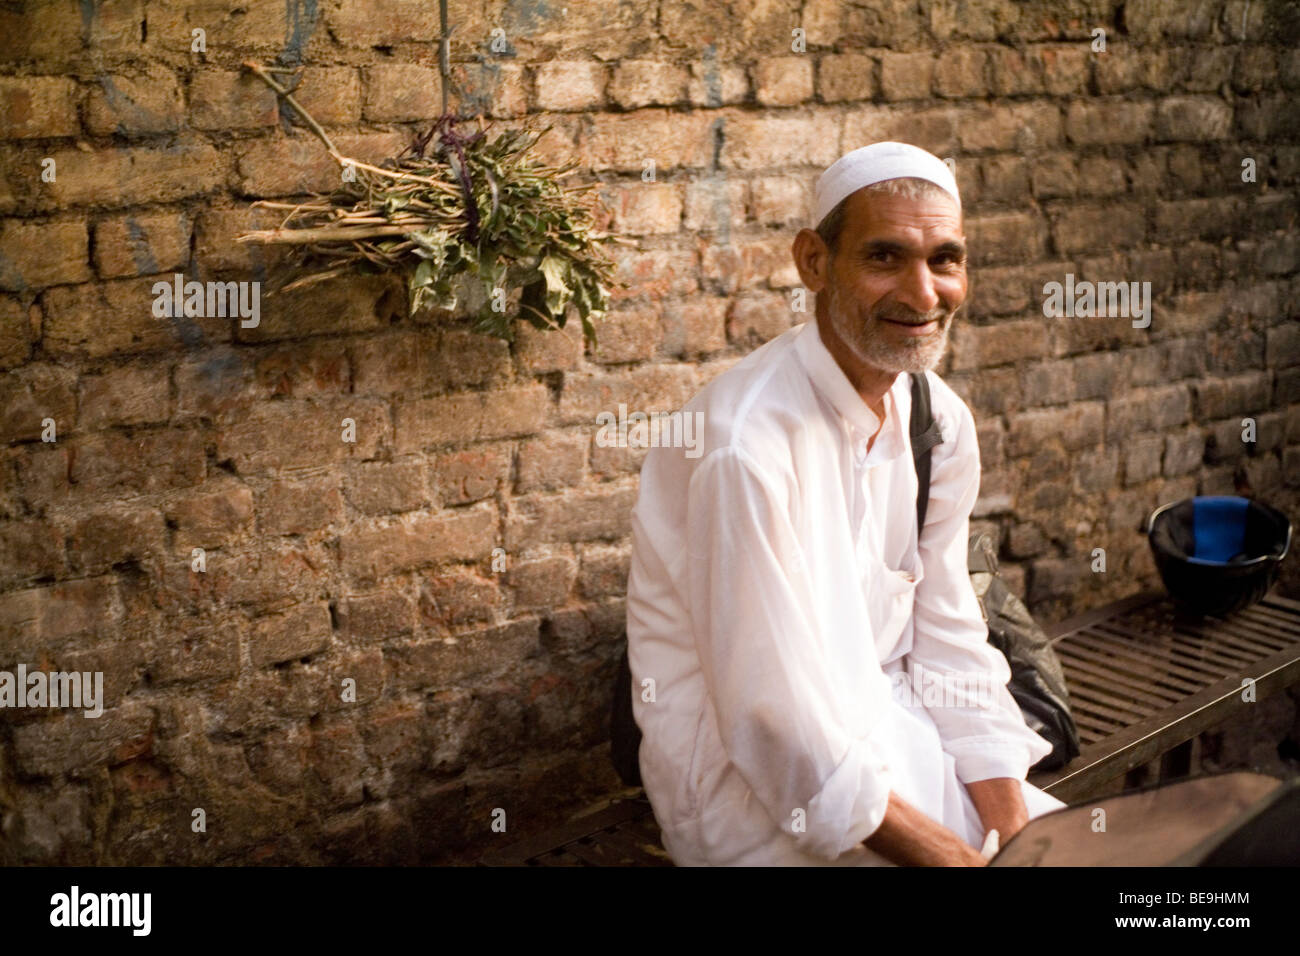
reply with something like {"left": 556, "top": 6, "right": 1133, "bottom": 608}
{"left": 236, "top": 61, "right": 630, "bottom": 345}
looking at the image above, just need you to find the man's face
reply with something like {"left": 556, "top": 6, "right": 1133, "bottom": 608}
{"left": 821, "top": 188, "right": 967, "bottom": 374}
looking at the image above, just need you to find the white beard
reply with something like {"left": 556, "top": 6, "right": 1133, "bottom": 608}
{"left": 826, "top": 281, "right": 954, "bottom": 374}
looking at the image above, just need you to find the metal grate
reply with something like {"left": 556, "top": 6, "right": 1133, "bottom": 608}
{"left": 480, "top": 590, "right": 1300, "bottom": 865}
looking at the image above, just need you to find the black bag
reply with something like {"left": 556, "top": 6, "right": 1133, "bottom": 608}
{"left": 908, "top": 371, "right": 1080, "bottom": 772}
{"left": 608, "top": 373, "right": 1082, "bottom": 787}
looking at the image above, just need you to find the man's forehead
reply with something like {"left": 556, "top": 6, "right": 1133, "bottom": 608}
{"left": 841, "top": 189, "right": 964, "bottom": 242}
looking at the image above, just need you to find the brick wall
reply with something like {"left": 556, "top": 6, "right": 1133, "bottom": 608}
{"left": 1, "top": 0, "right": 1297, "bottom": 864}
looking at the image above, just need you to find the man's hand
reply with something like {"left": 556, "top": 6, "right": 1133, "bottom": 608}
{"left": 864, "top": 791, "right": 988, "bottom": 866}
{"left": 966, "top": 777, "right": 1029, "bottom": 847}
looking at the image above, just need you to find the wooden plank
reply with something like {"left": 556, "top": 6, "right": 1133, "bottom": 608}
{"left": 1067, "top": 703, "right": 1129, "bottom": 734}
{"left": 478, "top": 797, "right": 656, "bottom": 866}
{"left": 1090, "top": 624, "right": 1235, "bottom": 680}
{"left": 562, "top": 839, "right": 620, "bottom": 866}
{"left": 1030, "top": 642, "right": 1300, "bottom": 801}
{"left": 1056, "top": 640, "right": 1197, "bottom": 697}
{"left": 592, "top": 826, "right": 673, "bottom": 866}
{"left": 1183, "top": 622, "right": 1288, "bottom": 657}
{"left": 1162, "top": 628, "right": 1261, "bottom": 668}
{"left": 530, "top": 848, "right": 585, "bottom": 866}
{"left": 1058, "top": 674, "right": 1158, "bottom": 722}
{"left": 1044, "top": 591, "right": 1165, "bottom": 641}
{"left": 1212, "top": 614, "right": 1296, "bottom": 649}
{"left": 1056, "top": 651, "right": 1183, "bottom": 707}
{"left": 1065, "top": 631, "right": 1213, "bottom": 690}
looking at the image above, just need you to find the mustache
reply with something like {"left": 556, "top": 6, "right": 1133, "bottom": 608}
{"left": 870, "top": 302, "right": 953, "bottom": 326}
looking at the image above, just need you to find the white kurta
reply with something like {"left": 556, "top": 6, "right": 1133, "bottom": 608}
{"left": 626, "top": 318, "right": 1066, "bottom": 866}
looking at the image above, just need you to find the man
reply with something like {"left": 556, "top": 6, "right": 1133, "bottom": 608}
{"left": 625, "top": 142, "right": 1066, "bottom": 866}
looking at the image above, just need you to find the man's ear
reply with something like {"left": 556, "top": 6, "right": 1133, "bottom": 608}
{"left": 791, "top": 228, "right": 830, "bottom": 294}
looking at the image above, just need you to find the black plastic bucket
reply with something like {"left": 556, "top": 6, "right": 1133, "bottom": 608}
{"left": 1144, "top": 496, "right": 1291, "bottom": 618}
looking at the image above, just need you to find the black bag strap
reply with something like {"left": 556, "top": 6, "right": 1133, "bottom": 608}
{"left": 908, "top": 371, "right": 944, "bottom": 533}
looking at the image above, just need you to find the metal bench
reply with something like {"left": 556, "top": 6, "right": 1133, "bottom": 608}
{"left": 478, "top": 589, "right": 1300, "bottom": 866}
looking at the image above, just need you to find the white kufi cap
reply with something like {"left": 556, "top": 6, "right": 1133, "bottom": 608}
{"left": 813, "top": 141, "right": 960, "bottom": 227}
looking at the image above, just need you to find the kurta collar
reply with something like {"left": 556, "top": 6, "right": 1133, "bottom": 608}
{"left": 794, "top": 319, "right": 907, "bottom": 463}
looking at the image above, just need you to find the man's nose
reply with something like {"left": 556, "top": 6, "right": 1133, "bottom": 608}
{"left": 893, "top": 258, "right": 941, "bottom": 314}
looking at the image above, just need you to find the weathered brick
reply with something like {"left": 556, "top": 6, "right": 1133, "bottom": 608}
{"left": 506, "top": 485, "right": 637, "bottom": 549}
{"left": 513, "top": 320, "right": 583, "bottom": 374}
{"left": 577, "top": 542, "right": 631, "bottom": 599}
{"left": 1192, "top": 373, "right": 1271, "bottom": 419}
{"left": 0, "top": 363, "right": 77, "bottom": 442}
{"left": 880, "top": 52, "right": 934, "bottom": 100}
{"left": 753, "top": 56, "right": 814, "bottom": 106}
{"left": 385, "top": 619, "right": 539, "bottom": 692}
{"left": 78, "top": 363, "right": 171, "bottom": 428}
{"left": 341, "top": 504, "right": 498, "bottom": 580}
{"left": 339, "top": 589, "right": 416, "bottom": 641}
{"left": 66, "top": 505, "right": 166, "bottom": 574}
{"left": 1124, "top": 435, "right": 1165, "bottom": 485}
{"left": 683, "top": 177, "right": 748, "bottom": 235}
{"left": 362, "top": 64, "right": 442, "bottom": 122}
{"left": 1007, "top": 402, "right": 1105, "bottom": 456}
{"left": 395, "top": 384, "right": 549, "bottom": 452}
{"left": 0, "top": 577, "right": 122, "bottom": 662}
{"left": 0, "top": 75, "right": 79, "bottom": 138}
{"left": 951, "top": 319, "right": 1049, "bottom": 371}
{"left": 430, "top": 445, "right": 511, "bottom": 506}
{"left": 508, "top": 554, "right": 577, "bottom": 608}
{"left": 258, "top": 475, "right": 344, "bottom": 536}
{"left": 966, "top": 213, "right": 1046, "bottom": 265}
{"left": 419, "top": 570, "right": 500, "bottom": 626}
{"left": 534, "top": 61, "right": 607, "bottom": 111}
{"left": 70, "top": 429, "right": 207, "bottom": 494}
{"left": 609, "top": 60, "right": 688, "bottom": 109}
{"left": 0, "top": 520, "right": 64, "bottom": 587}
{"left": 13, "top": 705, "right": 154, "bottom": 778}
{"left": 93, "top": 212, "right": 191, "bottom": 280}
{"left": 235, "top": 131, "right": 405, "bottom": 198}
{"left": 933, "top": 47, "right": 987, "bottom": 98}
{"left": 1107, "top": 385, "right": 1193, "bottom": 441}
{"left": 583, "top": 109, "right": 717, "bottom": 172}
{"left": 251, "top": 602, "right": 333, "bottom": 667}
{"left": 1064, "top": 100, "right": 1155, "bottom": 146}
{"left": 327, "top": 0, "right": 439, "bottom": 46}
{"left": 0, "top": 296, "right": 33, "bottom": 369}
{"left": 1155, "top": 96, "right": 1234, "bottom": 142}
{"left": 292, "top": 67, "right": 363, "bottom": 126}
{"left": 1163, "top": 427, "right": 1206, "bottom": 477}
{"left": 346, "top": 461, "right": 429, "bottom": 515}
{"left": 38, "top": 141, "right": 226, "bottom": 209}
{"left": 818, "top": 53, "right": 876, "bottom": 102}
{"left": 559, "top": 364, "right": 696, "bottom": 425}
{"left": 727, "top": 294, "right": 795, "bottom": 346}
{"left": 961, "top": 102, "right": 1060, "bottom": 151}
{"left": 166, "top": 480, "right": 255, "bottom": 550}
{"left": 687, "top": 60, "right": 749, "bottom": 107}
{"left": 86, "top": 67, "right": 184, "bottom": 136}
{"left": 151, "top": 624, "right": 240, "bottom": 686}
{"left": 216, "top": 400, "right": 389, "bottom": 474}
{"left": 602, "top": 182, "right": 682, "bottom": 236}
{"left": 590, "top": 308, "right": 662, "bottom": 363}
{"left": 721, "top": 111, "right": 843, "bottom": 171}
{"left": 0, "top": 220, "right": 91, "bottom": 291}
{"left": 517, "top": 432, "right": 587, "bottom": 493}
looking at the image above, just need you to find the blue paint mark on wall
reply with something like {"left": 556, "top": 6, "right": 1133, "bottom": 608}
{"left": 124, "top": 217, "right": 159, "bottom": 275}
{"left": 281, "top": 0, "right": 320, "bottom": 66}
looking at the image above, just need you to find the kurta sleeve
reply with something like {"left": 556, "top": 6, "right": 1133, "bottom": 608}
{"left": 909, "top": 394, "right": 1053, "bottom": 783}
{"left": 685, "top": 445, "right": 894, "bottom": 861}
